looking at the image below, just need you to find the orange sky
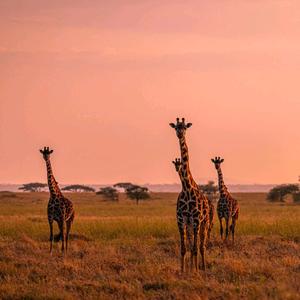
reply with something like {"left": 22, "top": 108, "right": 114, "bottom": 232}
{"left": 0, "top": 1, "right": 299, "bottom": 185}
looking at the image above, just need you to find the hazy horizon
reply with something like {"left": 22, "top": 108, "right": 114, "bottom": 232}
{"left": 1, "top": 1, "right": 300, "bottom": 185}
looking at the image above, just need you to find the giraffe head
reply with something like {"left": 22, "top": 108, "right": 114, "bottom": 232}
{"left": 211, "top": 156, "right": 224, "bottom": 170}
{"left": 40, "top": 146, "right": 53, "bottom": 160}
{"left": 172, "top": 158, "right": 182, "bottom": 173}
{"left": 169, "top": 118, "right": 192, "bottom": 139}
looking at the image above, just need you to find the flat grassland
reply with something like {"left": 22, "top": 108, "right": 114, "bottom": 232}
{"left": 0, "top": 192, "right": 299, "bottom": 299}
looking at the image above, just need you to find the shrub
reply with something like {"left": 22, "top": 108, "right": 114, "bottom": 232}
{"left": 267, "top": 184, "right": 299, "bottom": 202}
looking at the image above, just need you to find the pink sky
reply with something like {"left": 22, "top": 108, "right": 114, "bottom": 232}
{"left": 0, "top": 1, "right": 299, "bottom": 185}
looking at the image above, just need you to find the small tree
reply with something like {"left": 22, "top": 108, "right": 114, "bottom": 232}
{"left": 199, "top": 180, "right": 218, "bottom": 196}
{"left": 267, "top": 184, "right": 299, "bottom": 202}
{"left": 96, "top": 186, "right": 119, "bottom": 201}
{"left": 126, "top": 185, "right": 150, "bottom": 205}
{"left": 62, "top": 184, "right": 95, "bottom": 192}
{"left": 199, "top": 180, "right": 218, "bottom": 203}
{"left": 18, "top": 182, "right": 47, "bottom": 192}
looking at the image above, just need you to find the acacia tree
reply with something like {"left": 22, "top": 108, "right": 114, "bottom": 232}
{"left": 267, "top": 184, "right": 299, "bottom": 202}
{"left": 199, "top": 181, "right": 218, "bottom": 196}
{"left": 18, "top": 182, "right": 47, "bottom": 192}
{"left": 62, "top": 184, "right": 95, "bottom": 192}
{"left": 199, "top": 180, "right": 218, "bottom": 203}
{"left": 125, "top": 185, "right": 150, "bottom": 205}
{"left": 96, "top": 186, "right": 119, "bottom": 201}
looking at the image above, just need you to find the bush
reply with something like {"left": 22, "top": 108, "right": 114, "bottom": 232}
{"left": 267, "top": 184, "right": 299, "bottom": 202}
{"left": 292, "top": 193, "right": 300, "bottom": 203}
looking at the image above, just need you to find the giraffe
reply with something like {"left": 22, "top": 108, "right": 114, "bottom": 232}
{"left": 170, "top": 118, "right": 210, "bottom": 271}
{"left": 172, "top": 158, "right": 214, "bottom": 243}
{"left": 211, "top": 157, "right": 239, "bottom": 243}
{"left": 40, "top": 147, "right": 75, "bottom": 255}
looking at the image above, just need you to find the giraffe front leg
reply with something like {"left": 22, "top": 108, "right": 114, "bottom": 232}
{"left": 49, "top": 220, "right": 53, "bottom": 254}
{"left": 186, "top": 225, "right": 193, "bottom": 272}
{"left": 192, "top": 222, "right": 200, "bottom": 272}
{"left": 178, "top": 223, "right": 187, "bottom": 273}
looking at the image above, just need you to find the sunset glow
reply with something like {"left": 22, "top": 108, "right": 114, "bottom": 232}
{"left": 1, "top": 1, "right": 299, "bottom": 185}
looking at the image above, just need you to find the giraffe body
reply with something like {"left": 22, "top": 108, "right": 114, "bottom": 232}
{"left": 40, "top": 147, "right": 75, "bottom": 254}
{"left": 170, "top": 119, "right": 210, "bottom": 271}
{"left": 212, "top": 157, "right": 239, "bottom": 243}
{"left": 173, "top": 158, "right": 214, "bottom": 243}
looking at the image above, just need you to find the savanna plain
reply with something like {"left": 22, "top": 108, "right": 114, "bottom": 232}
{"left": 0, "top": 192, "right": 299, "bottom": 300}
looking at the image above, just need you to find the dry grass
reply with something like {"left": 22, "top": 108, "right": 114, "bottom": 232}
{"left": 0, "top": 192, "right": 299, "bottom": 299}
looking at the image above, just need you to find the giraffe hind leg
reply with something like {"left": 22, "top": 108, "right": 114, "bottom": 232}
{"left": 225, "top": 217, "right": 229, "bottom": 241}
{"left": 49, "top": 220, "right": 53, "bottom": 254}
{"left": 58, "top": 220, "right": 66, "bottom": 256}
{"left": 66, "top": 218, "right": 73, "bottom": 253}
{"left": 230, "top": 217, "right": 237, "bottom": 244}
{"left": 219, "top": 216, "right": 223, "bottom": 240}
{"left": 199, "top": 220, "right": 208, "bottom": 271}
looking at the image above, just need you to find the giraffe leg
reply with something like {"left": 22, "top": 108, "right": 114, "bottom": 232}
{"left": 207, "top": 204, "right": 214, "bottom": 245}
{"left": 49, "top": 220, "right": 53, "bottom": 254}
{"left": 178, "top": 223, "right": 186, "bottom": 273}
{"left": 225, "top": 217, "right": 229, "bottom": 241}
{"left": 58, "top": 220, "right": 66, "bottom": 256}
{"left": 219, "top": 216, "right": 223, "bottom": 240}
{"left": 199, "top": 220, "right": 208, "bottom": 271}
{"left": 231, "top": 217, "right": 236, "bottom": 244}
{"left": 207, "top": 217, "right": 213, "bottom": 246}
{"left": 66, "top": 219, "right": 72, "bottom": 253}
{"left": 186, "top": 225, "right": 193, "bottom": 271}
{"left": 192, "top": 222, "right": 200, "bottom": 271}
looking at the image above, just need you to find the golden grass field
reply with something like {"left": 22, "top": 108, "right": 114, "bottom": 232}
{"left": 0, "top": 191, "right": 299, "bottom": 299}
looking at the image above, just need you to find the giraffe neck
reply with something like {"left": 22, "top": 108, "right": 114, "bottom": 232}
{"left": 217, "top": 167, "right": 228, "bottom": 195}
{"left": 177, "top": 168, "right": 194, "bottom": 190}
{"left": 179, "top": 137, "right": 198, "bottom": 189}
{"left": 45, "top": 158, "right": 63, "bottom": 198}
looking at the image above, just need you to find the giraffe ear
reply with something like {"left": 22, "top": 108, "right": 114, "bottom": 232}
{"left": 40, "top": 149, "right": 43, "bottom": 154}
{"left": 211, "top": 159, "right": 215, "bottom": 163}
{"left": 50, "top": 150, "right": 53, "bottom": 154}
{"left": 186, "top": 123, "right": 192, "bottom": 128}
{"left": 220, "top": 159, "right": 224, "bottom": 163}
{"left": 169, "top": 123, "right": 176, "bottom": 128}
